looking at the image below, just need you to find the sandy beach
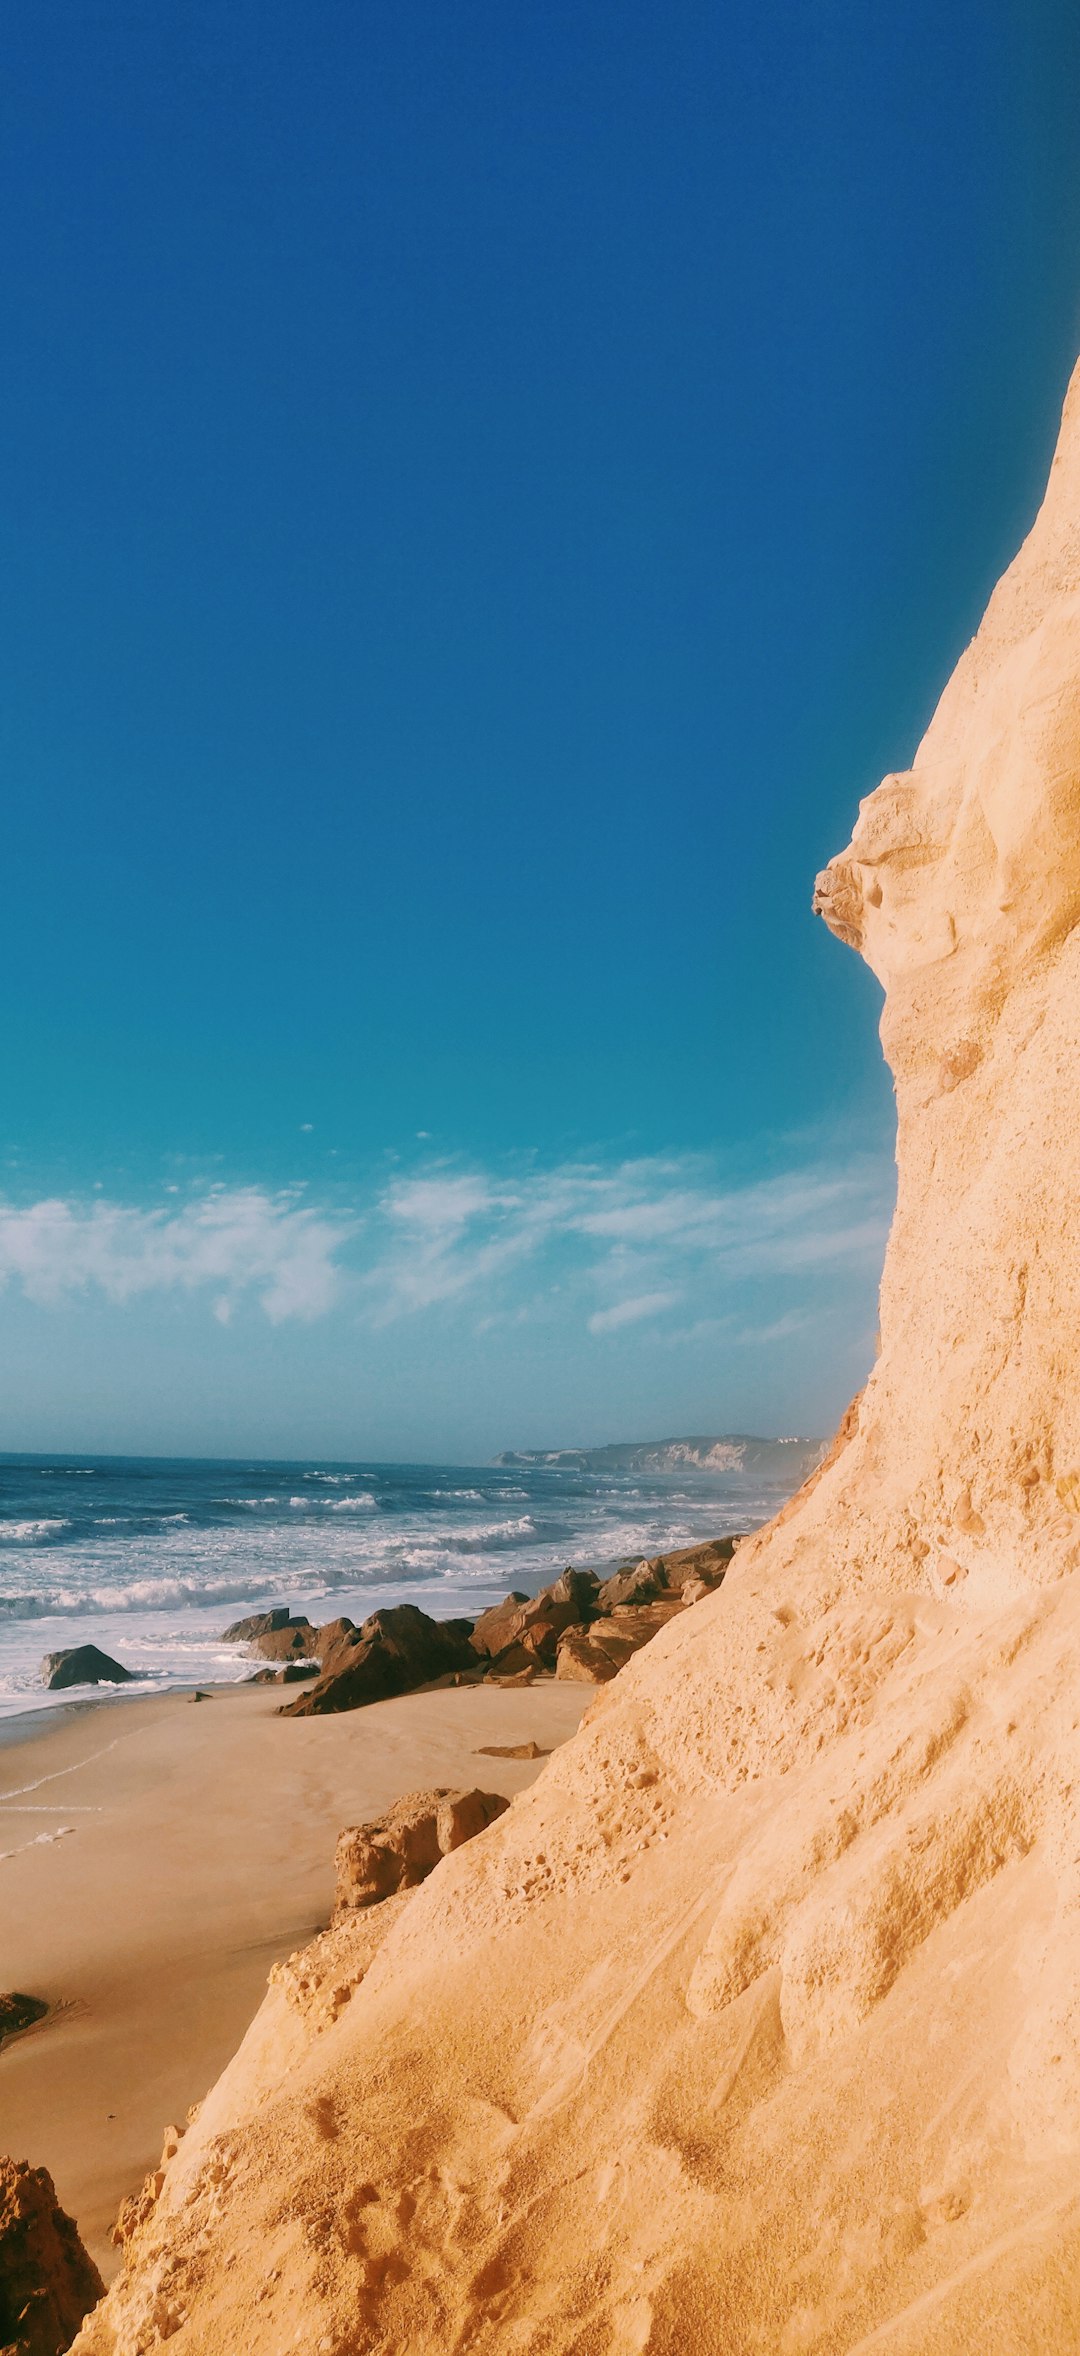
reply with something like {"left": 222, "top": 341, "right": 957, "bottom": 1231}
{"left": 0, "top": 1677, "right": 589, "bottom": 2272}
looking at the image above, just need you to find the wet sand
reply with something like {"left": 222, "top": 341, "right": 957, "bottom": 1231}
{"left": 0, "top": 1678, "right": 589, "bottom": 2270}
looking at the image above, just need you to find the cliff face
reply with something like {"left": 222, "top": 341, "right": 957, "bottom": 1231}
{"left": 75, "top": 365, "right": 1080, "bottom": 2355}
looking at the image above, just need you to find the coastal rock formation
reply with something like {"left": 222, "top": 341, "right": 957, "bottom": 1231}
{"left": 279, "top": 1604, "right": 479, "bottom": 1716}
{"left": 220, "top": 1610, "right": 293, "bottom": 1641}
{"left": 334, "top": 1788, "right": 510, "bottom": 1912}
{"left": 497, "top": 1435, "right": 823, "bottom": 1478}
{"left": 73, "top": 361, "right": 1080, "bottom": 2354}
{"left": 39, "top": 1646, "right": 133, "bottom": 1690}
{"left": 554, "top": 1599, "right": 685, "bottom": 1681}
{"left": 0, "top": 1995, "right": 48, "bottom": 2046}
{"left": 0, "top": 2157, "right": 103, "bottom": 2356}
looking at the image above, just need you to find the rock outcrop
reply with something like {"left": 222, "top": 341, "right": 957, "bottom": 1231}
{"left": 0, "top": 2158, "right": 103, "bottom": 2356}
{"left": 276, "top": 1556, "right": 728, "bottom": 1713}
{"left": 334, "top": 1788, "right": 509, "bottom": 1912}
{"left": 0, "top": 1996, "right": 48, "bottom": 2046}
{"left": 73, "top": 361, "right": 1080, "bottom": 2355}
{"left": 40, "top": 1646, "right": 133, "bottom": 1690}
{"left": 278, "top": 1603, "right": 480, "bottom": 1716}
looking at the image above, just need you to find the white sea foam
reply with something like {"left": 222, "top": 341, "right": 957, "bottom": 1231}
{"left": 1, "top": 1520, "right": 72, "bottom": 1542}
{"left": 0, "top": 1455, "right": 786, "bottom": 1719}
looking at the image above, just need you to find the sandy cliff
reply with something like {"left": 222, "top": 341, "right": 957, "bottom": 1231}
{"left": 73, "top": 363, "right": 1080, "bottom": 2354}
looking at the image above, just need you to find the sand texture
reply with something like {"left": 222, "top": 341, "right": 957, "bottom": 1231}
{"left": 0, "top": 1682, "right": 588, "bottom": 2274}
{"left": 71, "top": 360, "right": 1080, "bottom": 2353}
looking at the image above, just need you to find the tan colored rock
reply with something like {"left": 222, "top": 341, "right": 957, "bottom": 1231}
{"left": 0, "top": 2156, "right": 103, "bottom": 2355}
{"left": 467, "top": 1591, "right": 530, "bottom": 1656}
{"left": 474, "top": 1740, "right": 547, "bottom": 1760}
{"left": 73, "top": 362, "right": 1080, "bottom": 2356}
{"left": 334, "top": 1786, "right": 509, "bottom": 1912}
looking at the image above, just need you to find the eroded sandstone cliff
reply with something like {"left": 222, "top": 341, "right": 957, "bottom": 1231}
{"left": 73, "top": 361, "right": 1080, "bottom": 2355}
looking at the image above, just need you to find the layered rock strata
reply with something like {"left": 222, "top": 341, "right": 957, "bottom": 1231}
{"left": 73, "top": 360, "right": 1080, "bottom": 2354}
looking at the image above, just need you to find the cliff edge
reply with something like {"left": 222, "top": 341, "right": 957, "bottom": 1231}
{"left": 74, "top": 362, "right": 1080, "bottom": 2354}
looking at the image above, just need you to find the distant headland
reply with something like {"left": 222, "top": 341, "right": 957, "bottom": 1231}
{"left": 494, "top": 1433, "right": 824, "bottom": 1478}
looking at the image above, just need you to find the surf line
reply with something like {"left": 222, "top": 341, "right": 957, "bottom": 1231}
{"left": 0, "top": 1730, "right": 129, "bottom": 1804}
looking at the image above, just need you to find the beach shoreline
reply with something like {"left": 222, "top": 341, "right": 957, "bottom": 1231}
{"left": 0, "top": 1677, "right": 589, "bottom": 2272}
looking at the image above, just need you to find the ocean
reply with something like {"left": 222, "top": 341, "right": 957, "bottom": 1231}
{"left": 0, "top": 1451, "right": 800, "bottom": 1719}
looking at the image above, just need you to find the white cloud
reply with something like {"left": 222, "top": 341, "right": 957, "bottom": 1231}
{"left": 0, "top": 1147, "right": 893, "bottom": 1340}
{"left": 0, "top": 1187, "right": 354, "bottom": 1323}
{"left": 365, "top": 1149, "right": 892, "bottom": 1332}
{"left": 588, "top": 1289, "right": 683, "bottom": 1335}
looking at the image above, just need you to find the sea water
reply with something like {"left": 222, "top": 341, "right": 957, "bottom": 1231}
{"left": 0, "top": 1452, "right": 799, "bottom": 1718}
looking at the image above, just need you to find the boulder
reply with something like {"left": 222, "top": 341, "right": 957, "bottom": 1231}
{"left": 245, "top": 1662, "right": 319, "bottom": 1686}
{"left": 487, "top": 1640, "right": 536, "bottom": 1678}
{"left": 595, "top": 1558, "right": 671, "bottom": 1612}
{"left": 335, "top": 1787, "right": 509, "bottom": 1912}
{"left": 494, "top": 1592, "right": 580, "bottom": 1662}
{"left": 248, "top": 1621, "right": 316, "bottom": 1663}
{"left": 470, "top": 1576, "right": 598, "bottom": 1664}
{"left": 468, "top": 1592, "right": 530, "bottom": 1657}
{"left": 0, "top": 1995, "right": 48, "bottom": 2045}
{"left": 554, "top": 1627, "right": 620, "bottom": 1683}
{"left": 555, "top": 1603, "right": 682, "bottom": 1684}
{"left": 475, "top": 1740, "right": 547, "bottom": 1759}
{"left": 220, "top": 1609, "right": 291, "bottom": 1641}
{"left": 40, "top": 1646, "right": 133, "bottom": 1691}
{"left": 0, "top": 2155, "right": 103, "bottom": 2356}
{"left": 311, "top": 1616, "right": 357, "bottom": 1660}
{"left": 651, "top": 1535, "right": 740, "bottom": 1581}
{"left": 549, "top": 1566, "right": 601, "bottom": 1615}
{"left": 280, "top": 1604, "right": 478, "bottom": 1718}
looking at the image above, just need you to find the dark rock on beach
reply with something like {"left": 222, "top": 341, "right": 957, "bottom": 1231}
{"left": 221, "top": 1611, "right": 317, "bottom": 1661}
{"left": 248, "top": 1621, "right": 317, "bottom": 1663}
{"left": 221, "top": 1609, "right": 292, "bottom": 1640}
{"left": 0, "top": 2155, "right": 104, "bottom": 2356}
{"left": 274, "top": 1538, "right": 738, "bottom": 1715}
{"left": 280, "top": 1604, "right": 479, "bottom": 1717}
{"left": 311, "top": 1616, "right": 357, "bottom": 1659}
{"left": 221, "top": 1611, "right": 359, "bottom": 1665}
{"left": 0, "top": 1995, "right": 49, "bottom": 2046}
{"left": 40, "top": 1646, "right": 134, "bottom": 1691}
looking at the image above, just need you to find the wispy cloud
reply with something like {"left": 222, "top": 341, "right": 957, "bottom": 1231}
{"left": 0, "top": 1188, "right": 355, "bottom": 1323}
{"left": 588, "top": 1289, "right": 683, "bottom": 1335}
{"left": 370, "top": 1151, "right": 892, "bottom": 1329}
{"left": 0, "top": 1149, "right": 893, "bottom": 1338}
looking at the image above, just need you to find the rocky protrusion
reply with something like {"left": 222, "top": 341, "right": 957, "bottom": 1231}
{"left": 0, "top": 1997, "right": 48, "bottom": 2046}
{"left": 40, "top": 1646, "right": 133, "bottom": 1690}
{"left": 221, "top": 1609, "right": 292, "bottom": 1641}
{"left": 334, "top": 1787, "right": 509, "bottom": 1912}
{"left": 467, "top": 1592, "right": 531, "bottom": 1655}
{"left": 279, "top": 1604, "right": 478, "bottom": 1717}
{"left": 555, "top": 1600, "right": 685, "bottom": 1682}
{"left": 0, "top": 2157, "right": 103, "bottom": 2356}
{"left": 279, "top": 1545, "right": 734, "bottom": 1710}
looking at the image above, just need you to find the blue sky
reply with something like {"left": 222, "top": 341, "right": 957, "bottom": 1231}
{"left": 1, "top": 1, "right": 1078, "bottom": 1459}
